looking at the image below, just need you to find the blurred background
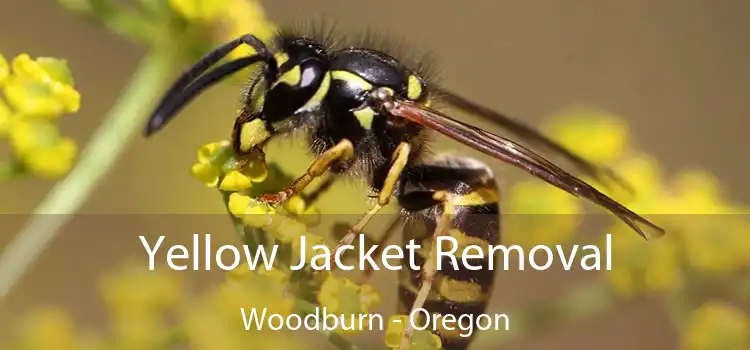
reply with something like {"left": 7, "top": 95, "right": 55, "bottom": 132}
{"left": 0, "top": 0, "right": 748, "bottom": 349}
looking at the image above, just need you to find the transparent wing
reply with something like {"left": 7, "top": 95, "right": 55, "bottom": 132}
{"left": 384, "top": 98, "right": 665, "bottom": 240}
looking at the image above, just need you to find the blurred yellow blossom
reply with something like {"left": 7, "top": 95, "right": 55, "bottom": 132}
{"left": 0, "top": 98, "right": 12, "bottom": 135}
{"left": 184, "top": 269, "right": 299, "bottom": 350}
{"left": 219, "top": 0, "right": 278, "bottom": 58}
{"left": 0, "top": 52, "right": 79, "bottom": 180}
{"left": 319, "top": 275, "right": 381, "bottom": 314}
{"left": 5, "top": 54, "right": 80, "bottom": 118}
{"left": 544, "top": 108, "right": 630, "bottom": 164}
{"left": 7, "top": 118, "right": 78, "bottom": 178}
{"left": 101, "top": 264, "right": 184, "bottom": 314}
{"left": 0, "top": 54, "right": 8, "bottom": 84}
{"left": 683, "top": 301, "right": 749, "bottom": 350}
{"left": 190, "top": 141, "right": 267, "bottom": 189}
{"left": 680, "top": 214, "right": 750, "bottom": 273}
{"left": 167, "top": 0, "right": 277, "bottom": 60}
{"left": 504, "top": 179, "right": 583, "bottom": 247}
{"left": 12, "top": 308, "right": 85, "bottom": 350}
{"left": 317, "top": 275, "right": 381, "bottom": 333}
{"left": 604, "top": 224, "right": 681, "bottom": 297}
{"left": 168, "top": 0, "right": 226, "bottom": 23}
{"left": 673, "top": 171, "right": 750, "bottom": 272}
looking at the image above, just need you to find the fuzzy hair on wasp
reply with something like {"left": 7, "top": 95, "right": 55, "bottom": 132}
{"left": 144, "top": 24, "right": 665, "bottom": 350}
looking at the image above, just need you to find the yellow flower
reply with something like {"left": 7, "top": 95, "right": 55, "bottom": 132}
{"left": 168, "top": 0, "right": 226, "bottom": 23}
{"left": 184, "top": 271, "right": 299, "bottom": 350}
{"left": 220, "top": 0, "right": 277, "bottom": 60}
{"left": 257, "top": 266, "right": 291, "bottom": 285}
{"left": 13, "top": 308, "right": 90, "bottom": 350}
{"left": 604, "top": 225, "right": 681, "bottom": 297}
{"left": 197, "top": 141, "right": 227, "bottom": 162}
{"left": 22, "top": 136, "right": 77, "bottom": 178}
{"left": 683, "top": 301, "right": 749, "bottom": 350}
{"left": 544, "top": 108, "right": 630, "bottom": 164}
{"left": 99, "top": 265, "right": 185, "bottom": 348}
{"left": 652, "top": 170, "right": 750, "bottom": 272}
{"left": 385, "top": 315, "right": 442, "bottom": 350}
{"left": 283, "top": 196, "right": 307, "bottom": 215}
{"left": 504, "top": 180, "right": 583, "bottom": 247}
{"left": 4, "top": 54, "right": 80, "bottom": 118}
{"left": 317, "top": 275, "right": 382, "bottom": 333}
{"left": 292, "top": 232, "right": 326, "bottom": 264}
{"left": 7, "top": 118, "right": 78, "bottom": 178}
{"left": 191, "top": 141, "right": 268, "bottom": 188}
{"left": 191, "top": 162, "right": 219, "bottom": 186}
{"left": 270, "top": 216, "right": 309, "bottom": 243}
{"left": 0, "top": 98, "right": 12, "bottom": 135}
{"left": 681, "top": 215, "right": 750, "bottom": 273}
{"left": 0, "top": 54, "right": 8, "bottom": 85}
{"left": 227, "top": 192, "right": 277, "bottom": 227}
{"left": 219, "top": 170, "right": 252, "bottom": 191}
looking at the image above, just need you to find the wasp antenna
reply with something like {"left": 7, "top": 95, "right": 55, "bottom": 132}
{"left": 144, "top": 34, "right": 276, "bottom": 137}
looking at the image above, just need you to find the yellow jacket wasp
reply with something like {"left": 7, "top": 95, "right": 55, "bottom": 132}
{"left": 144, "top": 25, "right": 665, "bottom": 350}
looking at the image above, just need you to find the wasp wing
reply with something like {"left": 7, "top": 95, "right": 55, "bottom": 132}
{"left": 435, "top": 88, "right": 633, "bottom": 194}
{"left": 384, "top": 98, "right": 665, "bottom": 240}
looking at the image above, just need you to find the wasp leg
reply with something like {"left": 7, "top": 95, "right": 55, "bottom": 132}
{"left": 400, "top": 191, "right": 456, "bottom": 350}
{"left": 302, "top": 173, "right": 340, "bottom": 208}
{"left": 329, "top": 142, "right": 411, "bottom": 258}
{"left": 258, "top": 139, "right": 355, "bottom": 205}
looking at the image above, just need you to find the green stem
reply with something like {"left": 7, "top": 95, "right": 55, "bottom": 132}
{"left": 0, "top": 158, "right": 24, "bottom": 180}
{"left": 0, "top": 50, "right": 174, "bottom": 303}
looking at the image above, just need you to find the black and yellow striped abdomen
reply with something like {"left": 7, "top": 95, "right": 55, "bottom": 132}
{"left": 396, "top": 156, "right": 500, "bottom": 350}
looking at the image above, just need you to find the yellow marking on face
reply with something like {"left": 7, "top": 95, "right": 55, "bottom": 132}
{"left": 407, "top": 75, "right": 423, "bottom": 100}
{"left": 275, "top": 65, "right": 301, "bottom": 87}
{"left": 298, "top": 72, "right": 331, "bottom": 111}
{"left": 353, "top": 107, "right": 376, "bottom": 129}
{"left": 239, "top": 119, "right": 270, "bottom": 152}
{"left": 331, "top": 70, "right": 373, "bottom": 90}
{"left": 452, "top": 187, "right": 500, "bottom": 206}
{"left": 274, "top": 52, "right": 290, "bottom": 66}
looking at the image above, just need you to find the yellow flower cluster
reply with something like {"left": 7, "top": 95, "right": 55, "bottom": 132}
{"left": 185, "top": 267, "right": 300, "bottom": 350}
{"left": 0, "top": 53, "right": 80, "bottom": 179}
{"left": 504, "top": 180, "right": 584, "bottom": 248}
{"left": 190, "top": 141, "right": 268, "bottom": 190}
{"left": 538, "top": 109, "right": 750, "bottom": 298}
{"left": 100, "top": 264, "right": 184, "bottom": 348}
{"left": 168, "top": 0, "right": 277, "bottom": 58}
{"left": 683, "top": 300, "right": 749, "bottom": 350}
{"left": 316, "top": 274, "right": 381, "bottom": 334}
{"left": 190, "top": 139, "right": 389, "bottom": 344}
{"left": 4, "top": 263, "right": 303, "bottom": 350}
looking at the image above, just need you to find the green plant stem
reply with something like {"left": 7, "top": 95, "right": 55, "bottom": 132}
{"left": 0, "top": 49, "right": 174, "bottom": 303}
{"left": 0, "top": 158, "right": 24, "bottom": 180}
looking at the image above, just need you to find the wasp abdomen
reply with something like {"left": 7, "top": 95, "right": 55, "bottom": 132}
{"left": 397, "top": 155, "right": 500, "bottom": 349}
